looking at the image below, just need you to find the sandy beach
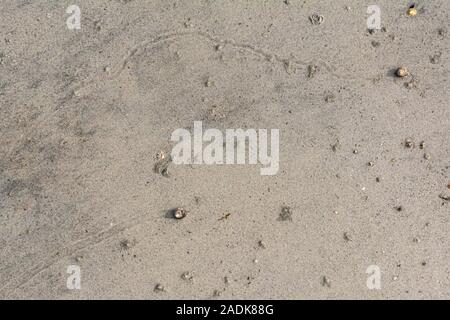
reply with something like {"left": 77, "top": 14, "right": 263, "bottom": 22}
{"left": 0, "top": 0, "right": 448, "bottom": 299}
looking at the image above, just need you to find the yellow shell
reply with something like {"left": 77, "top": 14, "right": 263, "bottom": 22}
{"left": 407, "top": 8, "right": 418, "bottom": 16}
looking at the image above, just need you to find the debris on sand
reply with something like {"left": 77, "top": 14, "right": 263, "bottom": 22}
{"left": 321, "top": 276, "right": 331, "bottom": 288}
{"left": 120, "top": 239, "right": 132, "bottom": 250}
{"left": 172, "top": 207, "right": 187, "bottom": 220}
{"left": 258, "top": 240, "right": 267, "bottom": 249}
{"left": 395, "top": 206, "right": 403, "bottom": 212}
{"left": 218, "top": 213, "right": 231, "bottom": 221}
{"left": 396, "top": 67, "right": 410, "bottom": 78}
{"left": 343, "top": 232, "right": 352, "bottom": 242}
{"left": 407, "top": 6, "right": 418, "bottom": 17}
{"left": 331, "top": 139, "right": 340, "bottom": 152}
{"left": 279, "top": 206, "right": 293, "bottom": 221}
{"left": 205, "top": 79, "right": 214, "bottom": 87}
{"left": 307, "top": 64, "right": 319, "bottom": 78}
{"left": 371, "top": 40, "right": 381, "bottom": 48}
{"left": 404, "top": 138, "right": 414, "bottom": 148}
{"left": 309, "top": 14, "right": 324, "bottom": 25}
{"left": 438, "top": 193, "right": 450, "bottom": 201}
{"left": 423, "top": 153, "right": 431, "bottom": 160}
{"left": 181, "top": 271, "right": 194, "bottom": 282}
{"left": 154, "top": 154, "right": 171, "bottom": 177}
{"left": 325, "top": 94, "right": 336, "bottom": 103}
{"left": 154, "top": 283, "right": 165, "bottom": 292}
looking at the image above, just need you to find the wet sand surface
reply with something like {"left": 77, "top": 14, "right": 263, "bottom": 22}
{"left": 0, "top": 0, "right": 449, "bottom": 299}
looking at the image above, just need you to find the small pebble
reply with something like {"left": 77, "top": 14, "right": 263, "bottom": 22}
{"left": 405, "top": 138, "right": 414, "bottom": 148}
{"left": 258, "top": 240, "right": 267, "bottom": 249}
{"left": 424, "top": 153, "right": 431, "bottom": 160}
{"left": 321, "top": 276, "right": 331, "bottom": 288}
{"left": 368, "top": 161, "right": 374, "bottom": 167}
{"left": 309, "top": 14, "right": 324, "bottom": 25}
{"left": 181, "top": 272, "right": 194, "bottom": 282}
{"left": 279, "top": 206, "right": 293, "bottom": 221}
{"left": 396, "top": 67, "right": 410, "bottom": 78}
{"left": 353, "top": 149, "right": 358, "bottom": 154}
{"left": 173, "top": 207, "right": 187, "bottom": 219}
{"left": 154, "top": 283, "right": 165, "bottom": 292}
{"left": 343, "top": 232, "right": 351, "bottom": 241}
{"left": 407, "top": 7, "right": 417, "bottom": 16}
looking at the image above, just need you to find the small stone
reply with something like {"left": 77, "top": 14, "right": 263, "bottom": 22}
{"left": 413, "top": 237, "right": 421, "bottom": 243}
{"left": 376, "top": 177, "right": 381, "bottom": 182}
{"left": 396, "top": 67, "right": 410, "bottom": 78}
{"left": 279, "top": 206, "right": 293, "bottom": 221}
{"left": 215, "top": 44, "right": 224, "bottom": 51}
{"left": 333, "top": 210, "right": 339, "bottom": 214}
{"left": 393, "top": 275, "right": 398, "bottom": 281}
{"left": 307, "top": 64, "right": 319, "bottom": 78}
{"left": 154, "top": 283, "right": 165, "bottom": 292}
{"left": 321, "top": 276, "right": 331, "bottom": 288}
{"left": 173, "top": 207, "right": 187, "bottom": 219}
{"left": 407, "top": 7, "right": 417, "bottom": 16}
{"left": 258, "top": 240, "right": 267, "bottom": 249}
{"left": 419, "top": 141, "right": 425, "bottom": 149}
{"left": 213, "top": 290, "right": 222, "bottom": 297}
{"left": 353, "top": 149, "right": 358, "bottom": 154}
{"left": 253, "top": 259, "right": 259, "bottom": 264}
{"left": 309, "top": 14, "right": 324, "bottom": 25}
{"left": 371, "top": 40, "right": 381, "bottom": 47}
{"left": 325, "top": 94, "right": 335, "bottom": 103}
{"left": 120, "top": 239, "right": 131, "bottom": 250}
{"left": 181, "top": 272, "right": 194, "bottom": 282}
{"left": 405, "top": 138, "right": 414, "bottom": 148}
{"left": 368, "top": 161, "right": 374, "bottom": 167}
{"left": 104, "top": 66, "right": 111, "bottom": 72}
{"left": 343, "top": 232, "right": 352, "bottom": 241}
{"left": 430, "top": 54, "right": 441, "bottom": 64}
{"left": 395, "top": 206, "right": 403, "bottom": 212}
{"left": 205, "top": 79, "right": 214, "bottom": 87}
{"left": 421, "top": 261, "right": 427, "bottom": 266}
{"left": 424, "top": 153, "right": 431, "bottom": 160}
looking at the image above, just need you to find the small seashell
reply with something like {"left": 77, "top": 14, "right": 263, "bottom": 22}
{"left": 396, "top": 67, "right": 409, "bottom": 77}
{"left": 173, "top": 207, "right": 187, "bottom": 219}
